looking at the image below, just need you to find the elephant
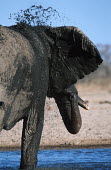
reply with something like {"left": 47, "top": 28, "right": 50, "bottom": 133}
{"left": 0, "top": 24, "right": 102, "bottom": 169}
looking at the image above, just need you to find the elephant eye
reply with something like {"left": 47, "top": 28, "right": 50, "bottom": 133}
{"left": 0, "top": 101, "right": 5, "bottom": 110}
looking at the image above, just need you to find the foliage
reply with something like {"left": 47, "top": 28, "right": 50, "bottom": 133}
{"left": 97, "top": 44, "right": 111, "bottom": 64}
{"left": 9, "top": 5, "right": 59, "bottom": 26}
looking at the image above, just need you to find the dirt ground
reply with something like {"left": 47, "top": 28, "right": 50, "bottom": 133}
{"left": 0, "top": 83, "right": 111, "bottom": 149}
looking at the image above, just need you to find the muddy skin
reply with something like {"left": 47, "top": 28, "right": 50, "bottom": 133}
{"left": 0, "top": 24, "right": 102, "bottom": 169}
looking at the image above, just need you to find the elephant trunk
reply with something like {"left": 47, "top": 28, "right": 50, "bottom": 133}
{"left": 54, "top": 91, "right": 82, "bottom": 134}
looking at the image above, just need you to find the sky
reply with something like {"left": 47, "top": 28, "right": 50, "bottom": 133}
{"left": 0, "top": 0, "right": 111, "bottom": 44}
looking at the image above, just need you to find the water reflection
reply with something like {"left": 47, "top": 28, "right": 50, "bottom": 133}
{"left": 0, "top": 148, "right": 111, "bottom": 169}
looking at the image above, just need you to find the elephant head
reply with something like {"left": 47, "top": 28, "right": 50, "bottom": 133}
{"left": 44, "top": 26, "right": 102, "bottom": 134}
{"left": 0, "top": 24, "right": 102, "bottom": 169}
{"left": 44, "top": 26, "right": 102, "bottom": 93}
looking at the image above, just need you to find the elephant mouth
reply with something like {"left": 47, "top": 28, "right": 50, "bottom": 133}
{"left": 54, "top": 86, "right": 89, "bottom": 134}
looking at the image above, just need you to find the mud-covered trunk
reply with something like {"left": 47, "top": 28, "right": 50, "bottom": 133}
{"left": 54, "top": 85, "right": 82, "bottom": 134}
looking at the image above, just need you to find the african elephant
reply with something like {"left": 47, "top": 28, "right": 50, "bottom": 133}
{"left": 0, "top": 24, "right": 102, "bottom": 169}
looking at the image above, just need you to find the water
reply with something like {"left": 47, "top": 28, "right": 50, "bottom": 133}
{"left": 0, "top": 148, "right": 111, "bottom": 169}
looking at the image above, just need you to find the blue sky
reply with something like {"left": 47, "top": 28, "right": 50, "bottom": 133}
{"left": 1, "top": 0, "right": 111, "bottom": 44}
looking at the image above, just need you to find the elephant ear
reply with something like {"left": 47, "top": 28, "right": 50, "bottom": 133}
{"left": 45, "top": 26, "right": 103, "bottom": 93}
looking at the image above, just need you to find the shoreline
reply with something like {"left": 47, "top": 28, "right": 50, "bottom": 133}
{"left": 0, "top": 143, "right": 111, "bottom": 151}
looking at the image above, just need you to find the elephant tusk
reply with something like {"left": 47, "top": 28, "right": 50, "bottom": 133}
{"left": 78, "top": 96, "right": 90, "bottom": 110}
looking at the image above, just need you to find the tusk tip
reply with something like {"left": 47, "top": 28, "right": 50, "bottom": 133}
{"left": 86, "top": 106, "right": 90, "bottom": 110}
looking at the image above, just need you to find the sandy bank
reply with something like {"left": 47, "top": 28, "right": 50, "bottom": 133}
{"left": 0, "top": 85, "right": 111, "bottom": 149}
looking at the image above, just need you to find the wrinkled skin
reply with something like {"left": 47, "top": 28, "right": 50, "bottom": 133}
{"left": 0, "top": 24, "right": 102, "bottom": 169}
